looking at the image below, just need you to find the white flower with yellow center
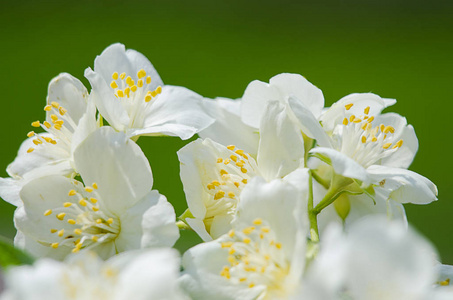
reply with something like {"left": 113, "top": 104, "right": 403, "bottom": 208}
{"left": 0, "top": 249, "right": 188, "bottom": 300}
{"left": 14, "top": 127, "right": 178, "bottom": 260}
{"left": 180, "top": 176, "right": 309, "bottom": 300}
{"left": 84, "top": 43, "right": 214, "bottom": 140}
{"left": 0, "top": 73, "right": 97, "bottom": 206}
{"left": 178, "top": 101, "right": 305, "bottom": 240}
{"left": 298, "top": 94, "right": 437, "bottom": 224}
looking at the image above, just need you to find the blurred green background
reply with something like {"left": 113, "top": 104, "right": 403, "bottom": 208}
{"left": 0, "top": 0, "right": 452, "bottom": 262}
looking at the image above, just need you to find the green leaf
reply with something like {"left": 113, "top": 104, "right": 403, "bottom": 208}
{"left": 0, "top": 237, "right": 34, "bottom": 268}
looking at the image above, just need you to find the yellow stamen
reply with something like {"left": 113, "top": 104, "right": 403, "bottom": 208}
{"left": 90, "top": 197, "right": 98, "bottom": 204}
{"left": 112, "top": 72, "right": 119, "bottom": 80}
{"left": 137, "top": 79, "right": 143, "bottom": 87}
{"left": 345, "top": 103, "right": 353, "bottom": 110}
{"left": 44, "top": 209, "right": 52, "bottom": 216}
{"left": 68, "top": 190, "right": 77, "bottom": 196}
{"left": 85, "top": 187, "right": 93, "bottom": 192}
{"left": 74, "top": 228, "right": 82, "bottom": 235}
{"left": 44, "top": 105, "right": 52, "bottom": 111}
{"left": 242, "top": 179, "right": 248, "bottom": 184}
{"left": 63, "top": 202, "right": 72, "bottom": 208}
{"left": 382, "top": 143, "right": 392, "bottom": 149}
{"left": 120, "top": 72, "right": 126, "bottom": 80}
{"left": 220, "top": 169, "right": 228, "bottom": 176}
{"left": 137, "top": 69, "right": 146, "bottom": 79}
{"left": 214, "top": 191, "right": 225, "bottom": 200}
{"left": 51, "top": 243, "right": 59, "bottom": 249}
{"left": 68, "top": 219, "right": 76, "bottom": 225}
{"left": 27, "top": 148, "right": 34, "bottom": 153}
{"left": 361, "top": 136, "right": 366, "bottom": 143}
{"left": 242, "top": 226, "right": 255, "bottom": 235}
{"left": 31, "top": 121, "right": 40, "bottom": 127}
{"left": 56, "top": 213, "right": 66, "bottom": 220}
{"left": 58, "top": 229, "right": 64, "bottom": 237}
{"left": 110, "top": 81, "right": 118, "bottom": 89}
{"left": 50, "top": 229, "right": 58, "bottom": 233}
{"left": 364, "top": 106, "right": 370, "bottom": 115}
{"left": 107, "top": 218, "right": 114, "bottom": 224}
{"left": 117, "top": 90, "right": 124, "bottom": 97}
{"left": 243, "top": 237, "right": 251, "bottom": 244}
{"left": 146, "top": 76, "right": 151, "bottom": 84}
{"left": 227, "top": 145, "right": 235, "bottom": 150}
{"left": 92, "top": 183, "right": 98, "bottom": 189}
{"left": 343, "top": 118, "right": 348, "bottom": 125}
{"left": 217, "top": 158, "right": 223, "bottom": 163}
{"left": 253, "top": 218, "right": 262, "bottom": 225}
{"left": 240, "top": 167, "right": 247, "bottom": 173}
{"left": 228, "top": 192, "right": 235, "bottom": 198}
{"left": 131, "top": 85, "right": 137, "bottom": 92}
{"left": 79, "top": 199, "right": 87, "bottom": 206}
{"left": 92, "top": 236, "right": 99, "bottom": 242}
{"left": 51, "top": 102, "right": 59, "bottom": 108}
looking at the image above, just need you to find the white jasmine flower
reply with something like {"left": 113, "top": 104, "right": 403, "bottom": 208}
{"left": 0, "top": 249, "right": 187, "bottom": 300}
{"left": 14, "top": 127, "right": 178, "bottom": 260}
{"left": 303, "top": 93, "right": 437, "bottom": 224}
{"left": 84, "top": 43, "right": 214, "bottom": 140}
{"left": 180, "top": 176, "right": 309, "bottom": 300}
{"left": 0, "top": 73, "right": 97, "bottom": 206}
{"left": 178, "top": 101, "right": 305, "bottom": 240}
{"left": 304, "top": 216, "right": 440, "bottom": 300}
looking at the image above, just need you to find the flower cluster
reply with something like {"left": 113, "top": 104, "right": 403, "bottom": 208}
{"left": 0, "top": 43, "right": 450, "bottom": 300}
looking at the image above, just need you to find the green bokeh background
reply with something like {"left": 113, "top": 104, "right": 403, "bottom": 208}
{"left": 1, "top": 1, "right": 452, "bottom": 261}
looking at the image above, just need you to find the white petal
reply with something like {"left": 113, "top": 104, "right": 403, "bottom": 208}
{"left": 185, "top": 218, "right": 213, "bottom": 242}
{"left": 116, "top": 190, "right": 179, "bottom": 251}
{"left": 209, "top": 214, "right": 234, "bottom": 240}
{"left": 114, "top": 249, "right": 186, "bottom": 300}
{"left": 241, "top": 79, "right": 280, "bottom": 128}
{"left": 257, "top": 101, "right": 305, "bottom": 180}
{"left": 237, "top": 177, "right": 307, "bottom": 260}
{"left": 74, "top": 127, "right": 153, "bottom": 213}
{"left": 0, "top": 178, "right": 23, "bottom": 206}
{"left": 309, "top": 147, "right": 370, "bottom": 184}
{"left": 288, "top": 96, "right": 332, "bottom": 147}
{"left": 129, "top": 85, "right": 214, "bottom": 140}
{"left": 269, "top": 73, "right": 324, "bottom": 117}
{"left": 199, "top": 97, "right": 259, "bottom": 156}
{"left": 85, "top": 67, "right": 129, "bottom": 131}
{"left": 46, "top": 73, "right": 88, "bottom": 126}
{"left": 367, "top": 165, "right": 437, "bottom": 205}
{"left": 70, "top": 96, "right": 98, "bottom": 160}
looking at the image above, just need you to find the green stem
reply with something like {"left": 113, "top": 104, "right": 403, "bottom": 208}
{"left": 313, "top": 173, "right": 352, "bottom": 214}
{"left": 307, "top": 170, "right": 319, "bottom": 243}
{"left": 311, "top": 171, "right": 330, "bottom": 190}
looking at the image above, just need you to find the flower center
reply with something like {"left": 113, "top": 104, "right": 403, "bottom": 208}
{"left": 43, "top": 182, "right": 120, "bottom": 253}
{"left": 333, "top": 103, "right": 403, "bottom": 168}
{"left": 27, "top": 101, "right": 76, "bottom": 155}
{"left": 219, "top": 218, "right": 289, "bottom": 299}
{"left": 203, "top": 145, "right": 258, "bottom": 231}
{"left": 109, "top": 69, "right": 162, "bottom": 128}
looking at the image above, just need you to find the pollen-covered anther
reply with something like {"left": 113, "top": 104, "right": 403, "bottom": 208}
{"left": 44, "top": 209, "right": 52, "bottom": 216}
{"left": 31, "top": 121, "right": 40, "bottom": 127}
{"left": 345, "top": 103, "right": 353, "bottom": 110}
{"left": 68, "top": 190, "right": 77, "bottom": 196}
{"left": 27, "top": 148, "right": 34, "bottom": 153}
{"left": 85, "top": 186, "right": 94, "bottom": 193}
{"left": 56, "top": 213, "right": 66, "bottom": 220}
{"left": 214, "top": 191, "right": 225, "bottom": 200}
